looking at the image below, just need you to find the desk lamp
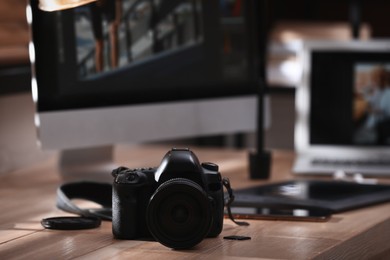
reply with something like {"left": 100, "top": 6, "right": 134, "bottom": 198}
{"left": 39, "top": 0, "right": 96, "bottom": 11}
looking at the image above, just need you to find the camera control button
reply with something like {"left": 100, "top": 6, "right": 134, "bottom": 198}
{"left": 201, "top": 162, "right": 219, "bottom": 171}
{"left": 172, "top": 148, "right": 189, "bottom": 151}
{"left": 127, "top": 173, "right": 139, "bottom": 183}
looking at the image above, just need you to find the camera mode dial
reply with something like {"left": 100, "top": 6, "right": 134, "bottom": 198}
{"left": 201, "top": 162, "right": 219, "bottom": 171}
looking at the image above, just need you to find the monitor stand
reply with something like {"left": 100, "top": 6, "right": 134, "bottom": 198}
{"left": 58, "top": 145, "right": 116, "bottom": 183}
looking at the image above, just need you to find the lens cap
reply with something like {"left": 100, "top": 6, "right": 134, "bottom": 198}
{"left": 41, "top": 216, "right": 101, "bottom": 230}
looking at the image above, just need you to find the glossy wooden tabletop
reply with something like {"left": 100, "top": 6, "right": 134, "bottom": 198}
{"left": 0, "top": 145, "right": 389, "bottom": 259}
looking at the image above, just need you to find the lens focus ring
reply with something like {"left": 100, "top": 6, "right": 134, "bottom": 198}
{"left": 146, "top": 178, "right": 212, "bottom": 249}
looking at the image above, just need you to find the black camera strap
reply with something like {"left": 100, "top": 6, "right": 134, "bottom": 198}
{"left": 56, "top": 182, "right": 113, "bottom": 221}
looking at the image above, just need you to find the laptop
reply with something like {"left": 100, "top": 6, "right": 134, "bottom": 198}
{"left": 293, "top": 40, "right": 390, "bottom": 176}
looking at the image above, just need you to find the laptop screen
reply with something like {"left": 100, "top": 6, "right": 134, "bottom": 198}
{"left": 310, "top": 51, "right": 390, "bottom": 147}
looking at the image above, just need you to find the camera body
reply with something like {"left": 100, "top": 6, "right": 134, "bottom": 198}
{"left": 112, "top": 148, "right": 224, "bottom": 249}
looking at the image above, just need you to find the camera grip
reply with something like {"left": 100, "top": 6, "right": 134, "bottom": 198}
{"left": 207, "top": 188, "right": 224, "bottom": 237}
{"left": 112, "top": 185, "right": 138, "bottom": 239}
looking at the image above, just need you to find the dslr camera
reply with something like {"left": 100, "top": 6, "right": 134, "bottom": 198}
{"left": 112, "top": 148, "right": 224, "bottom": 249}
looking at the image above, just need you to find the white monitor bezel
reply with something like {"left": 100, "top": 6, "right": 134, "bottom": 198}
{"left": 37, "top": 95, "right": 259, "bottom": 150}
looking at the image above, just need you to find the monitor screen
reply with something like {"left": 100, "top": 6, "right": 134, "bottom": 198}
{"left": 29, "top": 0, "right": 263, "bottom": 150}
{"left": 31, "top": 0, "right": 259, "bottom": 111}
{"left": 310, "top": 50, "right": 390, "bottom": 146}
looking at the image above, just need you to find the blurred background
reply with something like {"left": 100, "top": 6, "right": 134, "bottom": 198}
{"left": 1, "top": 0, "right": 390, "bottom": 175}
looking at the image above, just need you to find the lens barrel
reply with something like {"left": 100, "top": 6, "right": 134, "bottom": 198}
{"left": 146, "top": 178, "right": 212, "bottom": 249}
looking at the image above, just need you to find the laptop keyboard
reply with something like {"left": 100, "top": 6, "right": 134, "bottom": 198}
{"left": 311, "top": 158, "right": 390, "bottom": 167}
{"left": 294, "top": 156, "right": 390, "bottom": 175}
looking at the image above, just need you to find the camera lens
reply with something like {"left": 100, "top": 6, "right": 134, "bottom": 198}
{"left": 146, "top": 178, "right": 212, "bottom": 249}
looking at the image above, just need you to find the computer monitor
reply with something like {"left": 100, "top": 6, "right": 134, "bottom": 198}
{"left": 28, "top": 0, "right": 264, "bottom": 180}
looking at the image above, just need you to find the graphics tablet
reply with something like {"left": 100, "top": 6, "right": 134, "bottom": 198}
{"left": 231, "top": 180, "right": 390, "bottom": 213}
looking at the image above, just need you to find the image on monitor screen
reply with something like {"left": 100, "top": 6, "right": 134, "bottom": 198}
{"left": 74, "top": 0, "right": 205, "bottom": 78}
{"left": 31, "top": 0, "right": 260, "bottom": 111}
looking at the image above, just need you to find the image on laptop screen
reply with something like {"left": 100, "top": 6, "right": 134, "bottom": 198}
{"left": 353, "top": 63, "right": 390, "bottom": 145}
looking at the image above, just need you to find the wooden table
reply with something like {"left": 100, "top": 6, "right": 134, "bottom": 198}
{"left": 0, "top": 145, "right": 389, "bottom": 259}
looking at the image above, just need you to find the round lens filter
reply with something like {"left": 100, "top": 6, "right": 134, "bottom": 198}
{"left": 41, "top": 216, "right": 101, "bottom": 230}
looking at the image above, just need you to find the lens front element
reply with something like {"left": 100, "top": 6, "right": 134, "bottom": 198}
{"left": 146, "top": 178, "right": 212, "bottom": 249}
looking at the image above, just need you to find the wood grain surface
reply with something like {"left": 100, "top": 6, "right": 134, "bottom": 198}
{"left": 0, "top": 145, "right": 389, "bottom": 259}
